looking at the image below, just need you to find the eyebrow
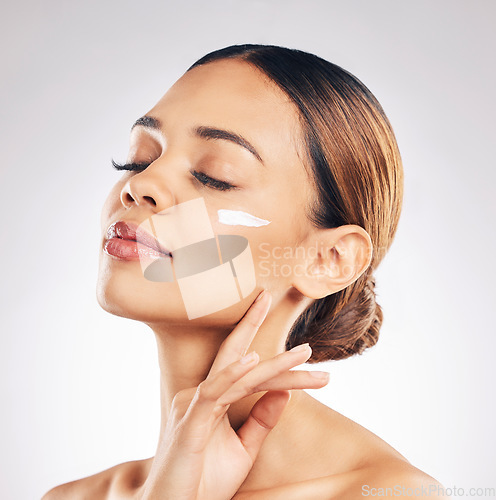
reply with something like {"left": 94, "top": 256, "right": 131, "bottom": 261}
{"left": 131, "top": 115, "right": 264, "bottom": 165}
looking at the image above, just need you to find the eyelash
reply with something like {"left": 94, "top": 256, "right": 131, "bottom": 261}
{"left": 111, "top": 160, "right": 237, "bottom": 191}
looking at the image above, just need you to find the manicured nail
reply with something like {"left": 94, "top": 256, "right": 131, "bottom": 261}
{"left": 254, "top": 290, "right": 266, "bottom": 303}
{"left": 289, "top": 343, "right": 310, "bottom": 353}
{"left": 240, "top": 351, "right": 258, "bottom": 364}
{"left": 309, "top": 371, "right": 329, "bottom": 380}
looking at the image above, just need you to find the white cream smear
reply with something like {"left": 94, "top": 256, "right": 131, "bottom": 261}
{"left": 217, "top": 209, "right": 271, "bottom": 227}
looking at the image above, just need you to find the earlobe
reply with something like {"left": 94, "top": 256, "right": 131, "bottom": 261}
{"left": 292, "top": 225, "right": 373, "bottom": 300}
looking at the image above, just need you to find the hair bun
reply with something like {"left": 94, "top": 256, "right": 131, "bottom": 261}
{"left": 285, "top": 273, "right": 383, "bottom": 363}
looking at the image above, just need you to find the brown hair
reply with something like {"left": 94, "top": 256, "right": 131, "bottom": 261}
{"left": 188, "top": 44, "right": 404, "bottom": 363}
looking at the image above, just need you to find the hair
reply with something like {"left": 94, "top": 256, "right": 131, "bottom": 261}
{"left": 188, "top": 44, "right": 404, "bottom": 363}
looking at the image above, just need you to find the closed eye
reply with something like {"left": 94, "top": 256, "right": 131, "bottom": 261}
{"left": 111, "top": 159, "right": 150, "bottom": 172}
{"left": 189, "top": 170, "right": 237, "bottom": 191}
{"left": 111, "top": 160, "right": 238, "bottom": 191}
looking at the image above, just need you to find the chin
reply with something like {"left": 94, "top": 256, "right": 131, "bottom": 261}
{"left": 95, "top": 270, "right": 187, "bottom": 322}
{"left": 96, "top": 256, "right": 262, "bottom": 328}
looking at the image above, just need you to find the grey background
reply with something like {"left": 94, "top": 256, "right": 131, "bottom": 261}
{"left": 1, "top": 1, "right": 495, "bottom": 498}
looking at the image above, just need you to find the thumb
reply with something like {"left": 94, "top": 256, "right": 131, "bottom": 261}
{"left": 236, "top": 390, "right": 291, "bottom": 463}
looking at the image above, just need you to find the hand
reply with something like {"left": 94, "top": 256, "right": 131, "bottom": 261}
{"left": 140, "top": 290, "right": 330, "bottom": 500}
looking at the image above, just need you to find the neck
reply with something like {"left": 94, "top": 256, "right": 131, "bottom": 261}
{"left": 146, "top": 290, "right": 310, "bottom": 442}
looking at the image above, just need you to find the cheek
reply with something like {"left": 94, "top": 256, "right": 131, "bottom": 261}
{"left": 213, "top": 214, "right": 307, "bottom": 289}
{"left": 250, "top": 227, "right": 304, "bottom": 286}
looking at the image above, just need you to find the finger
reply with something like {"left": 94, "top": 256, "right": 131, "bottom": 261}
{"left": 207, "top": 290, "right": 271, "bottom": 377}
{"left": 237, "top": 390, "right": 291, "bottom": 463}
{"left": 242, "top": 368, "right": 330, "bottom": 392}
{"left": 216, "top": 344, "right": 327, "bottom": 406}
{"left": 184, "top": 351, "right": 261, "bottom": 427}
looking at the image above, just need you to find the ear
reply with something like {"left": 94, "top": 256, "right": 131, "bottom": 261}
{"left": 292, "top": 225, "right": 373, "bottom": 299}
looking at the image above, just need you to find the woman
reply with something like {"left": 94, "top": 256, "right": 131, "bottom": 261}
{"left": 43, "top": 44, "right": 448, "bottom": 499}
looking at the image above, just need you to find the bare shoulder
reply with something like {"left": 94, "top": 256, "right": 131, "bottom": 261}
{"left": 41, "top": 466, "right": 113, "bottom": 500}
{"left": 305, "top": 392, "right": 450, "bottom": 498}
{"left": 41, "top": 458, "right": 151, "bottom": 500}
{"left": 235, "top": 391, "right": 449, "bottom": 499}
{"left": 234, "top": 460, "right": 450, "bottom": 500}
{"left": 344, "top": 459, "right": 451, "bottom": 499}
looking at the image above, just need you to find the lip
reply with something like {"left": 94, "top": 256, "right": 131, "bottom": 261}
{"left": 104, "top": 220, "right": 172, "bottom": 259}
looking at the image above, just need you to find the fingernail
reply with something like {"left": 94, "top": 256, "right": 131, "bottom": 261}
{"left": 309, "top": 371, "right": 329, "bottom": 380}
{"left": 254, "top": 290, "right": 266, "bottom": 303}
{"left": 240, "top": 351, "right": 258, "bottom": 364}
{"left": 289, "top": 343, "right": 310, "bottom": 353}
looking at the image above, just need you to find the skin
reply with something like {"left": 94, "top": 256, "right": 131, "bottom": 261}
{"left": 42, "top": 59, "right": 449, "bottom": 499}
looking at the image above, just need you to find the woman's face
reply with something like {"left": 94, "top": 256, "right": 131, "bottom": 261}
{"left": 97, "top": 59, "right": 315, "bottom": 327}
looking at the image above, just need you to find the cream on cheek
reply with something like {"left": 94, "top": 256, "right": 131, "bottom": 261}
{"left": 217, "top": 209, "right": 271, "bottom": 227}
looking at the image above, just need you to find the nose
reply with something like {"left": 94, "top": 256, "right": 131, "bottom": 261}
{"left": 120, "top": 167, "right": 176, "bottom": 213}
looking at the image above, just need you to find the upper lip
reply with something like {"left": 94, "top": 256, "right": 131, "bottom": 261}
{"left": 106, "top": 220, "right": 172, "bottom": 256}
